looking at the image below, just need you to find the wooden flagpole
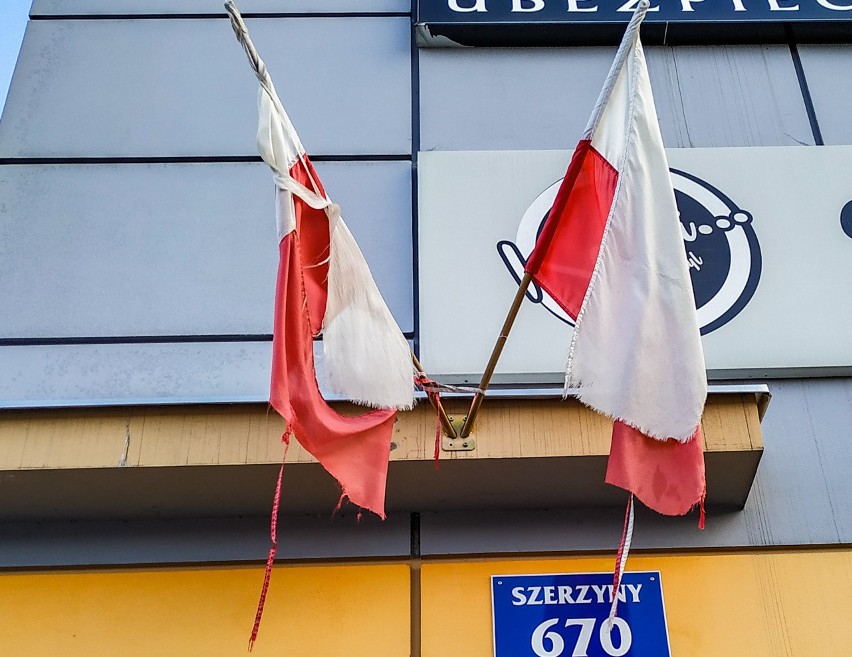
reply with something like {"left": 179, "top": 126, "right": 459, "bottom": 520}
{"left": 459, "top": 273, "right": 533, "bottom": 438}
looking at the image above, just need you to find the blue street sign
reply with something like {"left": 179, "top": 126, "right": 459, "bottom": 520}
{"left": 491, "top": 572, "right": 670, "bottom": 657}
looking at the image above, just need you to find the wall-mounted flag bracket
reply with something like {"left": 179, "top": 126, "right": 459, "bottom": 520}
{"left": 442, "top": 416, "right": 475, "bottom": 452}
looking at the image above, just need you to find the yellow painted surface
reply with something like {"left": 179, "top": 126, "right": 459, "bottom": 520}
{"left": 421, "top": 550, "right": 852, "bottom": 657}
{"left": 0, "top": 563, "right": 410, "bottom": 657}
{"left": 2, "top": 549, "right": 850, "bottom": 655}
{"left": 0, "top": 394, "right": 760, "bottom": 471}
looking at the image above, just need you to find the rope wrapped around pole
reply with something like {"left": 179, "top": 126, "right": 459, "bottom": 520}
{"left": 226, "top": 2, "right": 280, "bottom": 113}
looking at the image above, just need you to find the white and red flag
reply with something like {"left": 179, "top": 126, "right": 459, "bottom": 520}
{"left": 257, "top": 84, "right": 414, "bottom": 519}
{"left": 524, "top": 0, "right": 707, "bottom": 519}
{"left": 226, "top": 2, "right": 414, "bottom": 646}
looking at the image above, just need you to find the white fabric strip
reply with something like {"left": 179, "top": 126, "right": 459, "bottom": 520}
{"left": 257, "top": 90, "right": 337, "bottom": 241}
{"left": 229, "top": 0, "right": 333, "bottom": 240}
{"left": 323, "top": 222, "right": 416, "bottom": 410}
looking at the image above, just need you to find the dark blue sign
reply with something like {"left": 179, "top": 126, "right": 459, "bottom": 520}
{"left": 491, "top": 572, "right": 670, "bottom": 657}
{"left": 420, "top": 0, "right": 852, "bottom": 24}
{"left": 416, "top": 0, "right": 852, "bottom": 46}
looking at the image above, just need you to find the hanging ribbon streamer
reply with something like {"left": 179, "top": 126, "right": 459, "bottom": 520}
{"left": 607, "top": 493, "right": 635, "bottom": 626}
{"left": 415, "top": 374, "right": 444, "bottom": 469}
{"left": 248, "top": 430, "right": 291, "bottom": 651}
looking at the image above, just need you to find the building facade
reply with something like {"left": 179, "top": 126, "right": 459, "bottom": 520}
{"left": 1, "top": 1, "right": 851, "bottom": 655}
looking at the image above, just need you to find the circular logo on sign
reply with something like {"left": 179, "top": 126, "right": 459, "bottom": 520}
{"left": 497, "top": 169, "right": 761, "bottom": 335}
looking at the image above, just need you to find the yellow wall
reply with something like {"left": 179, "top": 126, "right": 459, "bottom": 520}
{"left": 3, "top": 549, "right": 850, "bottom": 656}
{"left": 0, "top": 563, "right": 410, "bottom": 657}
{"left": 422, "top": 550, "right": 852, "bottom": 657}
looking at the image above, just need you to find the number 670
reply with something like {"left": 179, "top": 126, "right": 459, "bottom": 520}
{"left": 531, "top": 617, "right": 632, "bottom": 657}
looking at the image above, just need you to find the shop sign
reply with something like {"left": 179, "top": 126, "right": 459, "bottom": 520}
{"left": 418, "top": 146, "right": 852, "bottom": 382}
{"left": 422, "top": 0, "right": 852, "bottom": 23}
{"left": 491, "top": 572, "right": 670, "bottom": 657}
{"left": 416, "top": 0, "right": 852, "bottom": 46}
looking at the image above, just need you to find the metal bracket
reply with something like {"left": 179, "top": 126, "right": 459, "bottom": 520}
{"left": 442, "top": 416, "right": 476, "bottom": 452}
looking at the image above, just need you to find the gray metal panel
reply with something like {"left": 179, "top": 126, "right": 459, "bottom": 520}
{"left": 744, "top": 378, "right": 852, "bottom": 544}
{"left": 419, "top": 47, "right": 615, "bottom": 152}
{"left": 31, "top": 0, "right": 409, "bottom": 14}
{"left": 421, "top": 378, "right": 852, "bottom": 555}
{"left": 797, "top": 44, "right": 852, "bottom": 146}
{"left": 0, "top": 463, "right": 397, "bottom": 521}
{"left": 0, "top": 161, "right": 412, "bottom": 337}
{"left": 419, "top": 508, "right": 751, "bottom": 556}
{"left": 0, "top": 17, "right": 411, "bottom": 157}
{"left": 0, "top": 342, "right": 273, "bottom": 405}
{"left": 0, "top": 162, "right": 276, "bottom": 337}
{"left": 0, "top": 340, "right": 415, "bottom": 407}
{"left": 646, "top": 45, "right": 813, "bottom": 147}
{"left": 419, "top": 45, "right": 812, "bottom": 151}
{"left": 0, "top": 515, "right": 411, "bottom": 567}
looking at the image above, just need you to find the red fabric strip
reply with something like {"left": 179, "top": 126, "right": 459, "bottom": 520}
{"left": 248, "top": 437, "right": 289, "bottom": 652}
{"left": 606, "top": 421, "right": 706, "bottom": 517}
{"left": 270, "top": 156, "right": 396, "bottom": 518}
{"left": 415, "top": 374, "right": 443, "bottom": 470}
{"left": 524, "top": 140, "right": 618, "bottom": 321}
{"left": 270, "top": 231, "right": 395, "bottom": 519}
{"left": 288, "top": 157, "right": 329, "bottom": 337}
{"left": 257, "top": 216, "right": 396, "bottom": 646}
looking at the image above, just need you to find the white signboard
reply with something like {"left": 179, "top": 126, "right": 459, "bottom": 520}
{"left": 418, "top": 146, "right": 852, "bottom": 382}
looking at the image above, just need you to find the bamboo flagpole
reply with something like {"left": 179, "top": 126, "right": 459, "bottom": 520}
{"left": 459, "top": 273, "right": 533, "bottom": 438}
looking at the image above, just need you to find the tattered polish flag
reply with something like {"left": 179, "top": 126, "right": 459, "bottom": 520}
{"left": 226, "top": 3, "right": 414, "bottom": 649}
{"left": 523, "top": 1, "right": 707, "bottom": 611}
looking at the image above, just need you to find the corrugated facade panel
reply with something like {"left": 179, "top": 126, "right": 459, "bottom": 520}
{"left": 420, "top": 44, "right": 813, "bottom": 151}
{"left": 797, "top": 44, "right": 852, "bottom": 146}
{"left": 0, "top": 161, "right": 412, "bottom": 338}
{"left": 646, "top": 45, "right": 814, "bottom": 147}
{"left": 0, "top": 17, "right": 411, "bottom": 157}
{"left": 747, "top": 378, "right": 852, "bottom": 544}
{"left": 419, "top": 46, "right": 616, "bottom": 152}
